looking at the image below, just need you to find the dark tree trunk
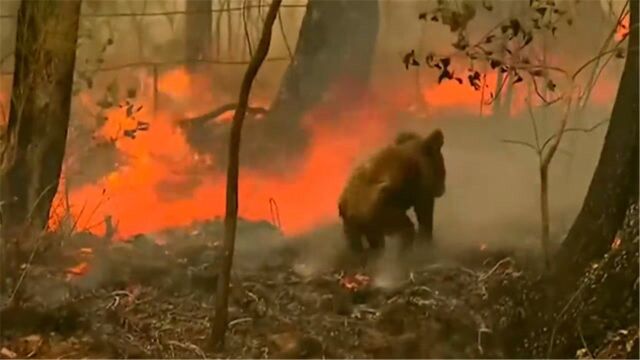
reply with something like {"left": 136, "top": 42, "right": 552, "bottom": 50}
{"left": 183, "top": 0, "right": 380, "bottom": 172}
{"left": 185, "top": 0, "right": 212, "bottom": 70}
{"left": 0, "top": 0, "right": 82, "bottom": 235}
{"left": 553, "top": 0, "right": 638, "bottom": 284}
{"left": 265, "top": 0, "right": 379, "bottom": 130}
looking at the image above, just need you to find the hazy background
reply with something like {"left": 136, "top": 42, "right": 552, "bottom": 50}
{"left": 0, "top": 0, "right": 626, "bottom": 275}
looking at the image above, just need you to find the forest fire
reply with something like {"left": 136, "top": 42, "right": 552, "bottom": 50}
{"left": 47, "top": 59, "right": 620, "bottom": 241}
{"left": 55, "top": 67, "right": 394, "bottom": 240}
{"left": 0, "top": 0, "right": 636, "bottom": 358}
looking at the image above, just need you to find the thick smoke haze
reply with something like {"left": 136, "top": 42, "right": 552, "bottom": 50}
{"left": 0, "top": 0, "right": 625, "bottom": 266}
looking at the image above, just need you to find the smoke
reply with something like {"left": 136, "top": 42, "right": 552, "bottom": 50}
{"left": 0, "top": 0, "right": 624, "bottom": 257}
{"left": 288, "top": 100, "right": 610, "bottom": 282}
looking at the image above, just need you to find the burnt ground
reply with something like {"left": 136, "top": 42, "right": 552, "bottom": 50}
{"left": 0, "top": 205, "right": 638, "bottom": 359}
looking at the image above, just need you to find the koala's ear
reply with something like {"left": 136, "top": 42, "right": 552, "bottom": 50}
{"left": 423, "top": 129, "right": 444, "bottom": 152}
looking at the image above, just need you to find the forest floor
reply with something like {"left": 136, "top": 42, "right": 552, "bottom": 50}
{"left": 0, "top": 209, "right": 638, "bottom": 359}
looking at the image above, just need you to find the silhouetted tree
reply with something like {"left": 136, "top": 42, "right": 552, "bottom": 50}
{"left": 0, "top": 0, "right": 82, "bottom": 236}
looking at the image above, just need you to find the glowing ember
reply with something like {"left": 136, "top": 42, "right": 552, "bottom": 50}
{"left": 611, "top": 237, "right": 622, "bottom": 250}
{"left": 616, "top": 13, "right": 630, "bottom": 41}
{"left": 79, "top": 247, "right": 93, "bottom": 255}
{"left": 340, "top": 273, "right": 371, "bottom": 291}
{"left": 66, "top": 262, "right": 89, "bottom": 276}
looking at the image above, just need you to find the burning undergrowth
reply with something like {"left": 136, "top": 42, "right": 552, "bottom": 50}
{"left": 3, "top": 203, "right": 638, "bottom": 359}
{"left": 0, "top": 216, "right": 526, "bottom": 359}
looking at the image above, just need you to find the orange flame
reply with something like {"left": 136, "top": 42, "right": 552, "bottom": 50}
{"left": 66, "top": 262, "right": 89, "bottom": 276}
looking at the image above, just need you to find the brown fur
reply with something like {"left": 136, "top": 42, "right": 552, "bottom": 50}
{"left": 338, "top": 129, "right": 446, "bottom": 254}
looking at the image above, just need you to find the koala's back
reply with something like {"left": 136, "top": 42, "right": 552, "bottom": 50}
{"left": 339, "top": 143, "right": 420, "bottom": 223}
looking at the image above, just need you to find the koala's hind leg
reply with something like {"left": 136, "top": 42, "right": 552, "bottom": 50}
{"left": 364, "top": 231, "right": 385, "bottom": 262}
{"left": 343, "top": 221, "right": 364, "bottom": 253}
{"left": 414, "top": 195, "right": 435, "bottom": 243}
{"left": 386, "top": 211, "right": 416, "bottom": 252}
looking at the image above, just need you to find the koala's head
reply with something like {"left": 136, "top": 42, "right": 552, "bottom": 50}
{"left": 420, "top": 129, "right": 446, "bottom": 197}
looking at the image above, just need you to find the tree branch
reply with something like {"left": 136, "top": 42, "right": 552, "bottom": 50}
{"left": 178, "top": 103, "right": 268, "bottom": 129}
{"left": 526, "top": 97, "right": 542, "bottom": 152}
{"left": 541, "top": 95, "right": 574, "bottom": 167}
{"left": 501, "top": 139, "right": 538, "bottom": 152}
{"left": 540, "top": 117, "right": 609, "bottom": 154}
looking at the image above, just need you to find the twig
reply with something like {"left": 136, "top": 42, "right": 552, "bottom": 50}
{"left": 546, "top": 281, "right": 588, "bottom": 357}
{"left": 166, "top": 340, "right": 206, "bottom": 359}
{"left": 179, "top": 103, "right": 267, "bottom": 128}
{"left": 242, "top": 0, "right": 253, "bottom": 58}
{"left": 577, "top": 319, "right": 595, "bottom": 359}
{"left": 269, "top": 197, "right": 281, "bottom": 231}
{"left": 540, "top": 118, "right": 609, "bottom": 153}
{"left": 477, "top": 326, "right": 492, "bottom": 355}
{"left": 526, "top": 97, "right": 541, "bottom": 153}
{"left": 501, "top": 139, "right": 538, "bottom": 152}
{"left": 229, "top": 317, "right": 253, "bottom": 327}
{"left": 479, "top": 257, "right": 514, "bottom": 281}
{"left": 529, "top": 74, "right": 562, "bottom": 105}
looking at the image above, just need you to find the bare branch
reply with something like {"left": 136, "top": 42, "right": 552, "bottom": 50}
{"left": 529, "top": 74, "right": 563, "bottom": 106}
{"left": 526, "top": 97, "right": 541, "bottom": 153}
{"left": 178, "top": 102, "right": 268, "bottom": 129}
{"left": 242, "top": 0, "right": 253, "bottom": 57}
{"left": 540, "top": 117, "right": 609, "bottom": 153}
{"left": 501, "top": 139, "right": 538, "bottom": 152}
{"left": 541, "top": 95, "right": 574, "bottom": 167}
{"left": 572, "top": 44, "right": 629, "bottom": 82}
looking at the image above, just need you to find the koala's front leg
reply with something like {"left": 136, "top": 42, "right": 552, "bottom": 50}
{"left": 414, "top": 195, "right": 434, "bottom": 242}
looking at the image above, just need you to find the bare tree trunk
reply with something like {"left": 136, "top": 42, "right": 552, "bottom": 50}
{"left": 210, "top": 0, "right": 282, "bottom": 349}
{"left": 553, "top": 0, "right": 638, "bottom": 284}
{"left": 185, "top": 0, "right": 212, "bottom": 71}
{"left": 183, "top": 0, "right": 380, "bottom": 173}
{"left": 264, "top": 0, "right": 379, "bottom": 131}
{"left": 0, "top": 0, "right": 82, "bottom": 236}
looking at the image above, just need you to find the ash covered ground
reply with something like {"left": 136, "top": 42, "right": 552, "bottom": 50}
{"left": 1, "top": 204, "right": 637, "bottom": 359}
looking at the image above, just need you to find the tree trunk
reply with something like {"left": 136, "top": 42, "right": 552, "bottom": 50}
{"left": 184, "top": 0, "right": 380, "bottom": 172}
{"left": 0, "top": 0, "right": 82, "bottom": 236}
{"left": 185, "top": 0, "right": 212, "bottom": 70}
{"left": 553, "top": 0, "right": 638, "bottom": 283}
{"left": 210, "top": 0, "right": 282, "bottom": 349}
{"left": 266, "top": 0, "right": 379, "bottom": 129}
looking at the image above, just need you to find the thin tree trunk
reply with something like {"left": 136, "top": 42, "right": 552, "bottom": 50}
{"left": 539, "top": 166, "right": 550, "bottom": 268}
{"left": 0, "top": 0, "right": 82, "bottom": 236}
{"left": 553, "top": 0, "right": 638, "bottom": 284}
{"left": 185, "top": 0, "right": 212, "bottom": 71}
{"left": 210, "top": 0, "right": 282, "bottom": 349}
